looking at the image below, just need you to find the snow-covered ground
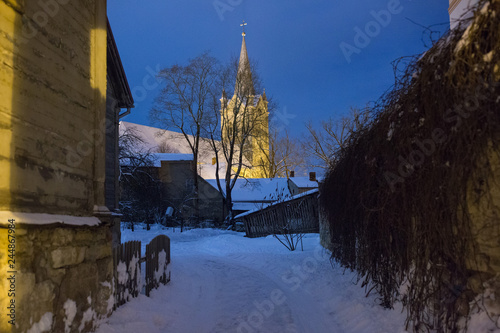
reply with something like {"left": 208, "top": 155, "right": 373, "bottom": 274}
{"left": 96, "top": 225, "right": 408, "bottom": 333}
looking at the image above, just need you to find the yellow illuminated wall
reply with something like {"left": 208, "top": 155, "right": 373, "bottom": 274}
{"left": 0, "top": 0, "right": 108, "bottom": 217}
{"left": 221, "top": 94, "right": 270, "bottom": 179}
{"left": 0, "top": 0, "right": 108, "bottom": 330}
{"left": 0, "top": 2, "right": 17, "bottom": 330}
{"left": 0, "top": 0, "right": 15, "bottom": 217}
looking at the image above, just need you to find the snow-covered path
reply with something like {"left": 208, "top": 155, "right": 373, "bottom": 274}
{"left": 96, "top": 227, "right": 408, "bottom": 333}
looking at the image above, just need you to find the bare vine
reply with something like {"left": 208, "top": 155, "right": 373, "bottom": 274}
{"left": 320, "top": 1, "right": 500, "bottom": 331}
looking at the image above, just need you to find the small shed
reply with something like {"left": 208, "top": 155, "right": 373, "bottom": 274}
{"left": 287, "top": 172, "right": 319, "bottom": 196}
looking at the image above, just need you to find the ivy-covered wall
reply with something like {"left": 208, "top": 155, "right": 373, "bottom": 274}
{"left": 319, "top": 0, "right": 500, "bottom": 331}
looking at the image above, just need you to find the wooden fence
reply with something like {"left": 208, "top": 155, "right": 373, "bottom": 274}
{"left": 113, "top": 240, "right": 141, "bottom": 308}
{"left": 113, "top": 235, "right": 171, "bottom": 307}
{"left": 145, "top": 235, "right": 171, "bottom": 296}
{"left": 241, "top": 190, "right": 320, "bottom": 238}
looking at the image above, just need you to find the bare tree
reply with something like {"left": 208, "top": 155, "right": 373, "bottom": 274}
{"left": 263, "top": 127, "right": 305, "bottom": 178}
{"left": 303, "top": 107, "right": 369, "bottom": 169}
{"left": 119, "top": 126, "right": 155, "bottom": 171}
{"left": 205, "top": 56, "right": 269, "bottom": 226}
{"left": 118, "top": 126, "right": 165, "bottom": 231}
{"left": 156, "top": 140, "right": 179, "bottom": 154}
{"left": 150, "top": 52, "right": 221, "bottom": 223}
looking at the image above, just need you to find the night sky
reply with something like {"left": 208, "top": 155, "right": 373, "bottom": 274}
{"left": 107, "top": 0, "right": 450, "bottom": 137}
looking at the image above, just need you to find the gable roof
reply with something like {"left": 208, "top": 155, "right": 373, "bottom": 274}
{"left": 151, "top": 153, "right": 193, "bottom": 167}
{"left": 235, "top": 188, "right": 319, "bottom": 219}
{"left": 206, "top": 178, "right": 291, "bottom": 211}
{"left": 289, "top": 177, "right": 319, "bottom": 189}
{"left": 107, "top": 19, "right": 134, "bottom": 108}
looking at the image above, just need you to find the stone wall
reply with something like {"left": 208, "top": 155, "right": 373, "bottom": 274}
{"left": 0, "top": 222, "right": 114, "bottom": 333}
{"left": 0, "top": 1, "right": 122, "bottom": 332}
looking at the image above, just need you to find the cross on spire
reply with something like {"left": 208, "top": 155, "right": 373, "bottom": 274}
{"left": 240, "top": 20, "right": 247, "bottom": 36}
{"left": 236, "top": 20, "right": 254, "bottom": 96}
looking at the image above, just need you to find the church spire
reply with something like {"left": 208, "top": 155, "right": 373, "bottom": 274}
{"left": 236, "top": 21, "right": 255, "bottom": 97}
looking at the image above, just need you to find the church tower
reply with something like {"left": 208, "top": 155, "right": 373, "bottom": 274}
{"left": 220, "top": 22, "right": 270, "bottom": 178}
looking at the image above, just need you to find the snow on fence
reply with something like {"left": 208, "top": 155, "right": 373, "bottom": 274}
{"left": 113, "top": 235, "right": 171, "bottom": 308}
{"left": 113, "top": 240, "right": 141, "bottom": 308}
{"left": 240, "top": 189, "right": 320, "bottom": 238}
{"left": 145, "top": 235, "right": 171, "bottom": 296}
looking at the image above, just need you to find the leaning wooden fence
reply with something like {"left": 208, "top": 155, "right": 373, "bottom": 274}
{"left": 241, "top": 190, "right": 320, "bottom": 238}
{"left": 113, "top": 235, "right": 171, "bottom": 308}
{"left": 113, "top": 240, "right": 141, "bottom": 308}
{"left": 145, "top": 235, "right": 171, "bottom": 296}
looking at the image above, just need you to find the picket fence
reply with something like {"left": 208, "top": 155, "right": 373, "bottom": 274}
{"left": 113, "top": 240, "right": 141, "bottom": 308}
{"left": 113, "top": 235, "right": 171, "bottom": 308}
{"left": 145, "top": 235, "right": 171, "bottom": 296}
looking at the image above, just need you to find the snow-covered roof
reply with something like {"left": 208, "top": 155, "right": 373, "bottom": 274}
{"left": 152, "top": 153, "right": 193, "bottom": 166}
{"left": 235, "top": 188, "right": 319, "bottom": 219}
{"left": 231, "top": 202, "right": 268, "bottom": 212}
{"left": 289, "top": 177, "right": 319, "bottom": 189}
{"left": 120, "top": 121, "right": 224, "bottom": 179}
{"left": 207, "top": 178, "right": 291, "bottom": 204}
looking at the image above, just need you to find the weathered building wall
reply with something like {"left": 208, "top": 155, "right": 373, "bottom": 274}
{"left": 0, "top": 1, "right": 113, "bottom": 332}
{"left": 159, "top": 160, "right": 225, "bottom": 222}
{"left": 0, "top": 223, "right": 114, "bottom": 332}
{"left": 0, "top": 0, "right": 108, "bottom": 215}
{"left": 449, "top": 0, "right": 478, "bottom": 28}
{"left": 198, "top": 177, "right": 225, "bottom": 222}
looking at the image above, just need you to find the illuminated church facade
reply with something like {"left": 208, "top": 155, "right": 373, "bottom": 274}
{"left": 220, "top": 23, "right": 270, "bottom": 179}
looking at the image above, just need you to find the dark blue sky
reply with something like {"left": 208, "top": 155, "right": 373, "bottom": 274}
{"left": 108, "top": 0, "right": 450, "bottom": 137}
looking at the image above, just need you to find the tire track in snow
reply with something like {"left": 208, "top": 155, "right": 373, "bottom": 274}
{"left": 167, "top": 258, "right": 218, "bottom": 332}
{"left": 97, "top": 231, "right": 407, "bottom": 333}
{"left": 211, "top": 254, "right": 341, "bottom": 333}
{"left": 174, "top": 254, "right": 298, "bottom": 332}
{"left": 174, "top": 253, "right": 341, "bottom": 333}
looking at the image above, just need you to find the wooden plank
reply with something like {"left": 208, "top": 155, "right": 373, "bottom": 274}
{"left": 113, "top": 240, "right": 143, "bottom": 308}
{"left": 146, "top": 234, "right": 171, "bottom": 296}
{"left": 241, "top": 191, "right": 320, "bottom": 237}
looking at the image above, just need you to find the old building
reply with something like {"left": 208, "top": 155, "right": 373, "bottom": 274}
{"left": 120, "top": 153, "right": 225, "bottom": 224}
{"left": 0, "top": 1, "right": 132, "bottom": 331}
{"left": 287, "top": 172, "right": 319, "bottom": 196}
{"left": 208, "top": 178, "right": 291, "bottom": 216}
{"left": 157, "top": 154, "right": 224, "bottom": 223}
{"left": 220, "top": 27, "right": 270, "bottom": 178}
{"left": 106, "top": 20, "right": 135, "bottom": 246}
